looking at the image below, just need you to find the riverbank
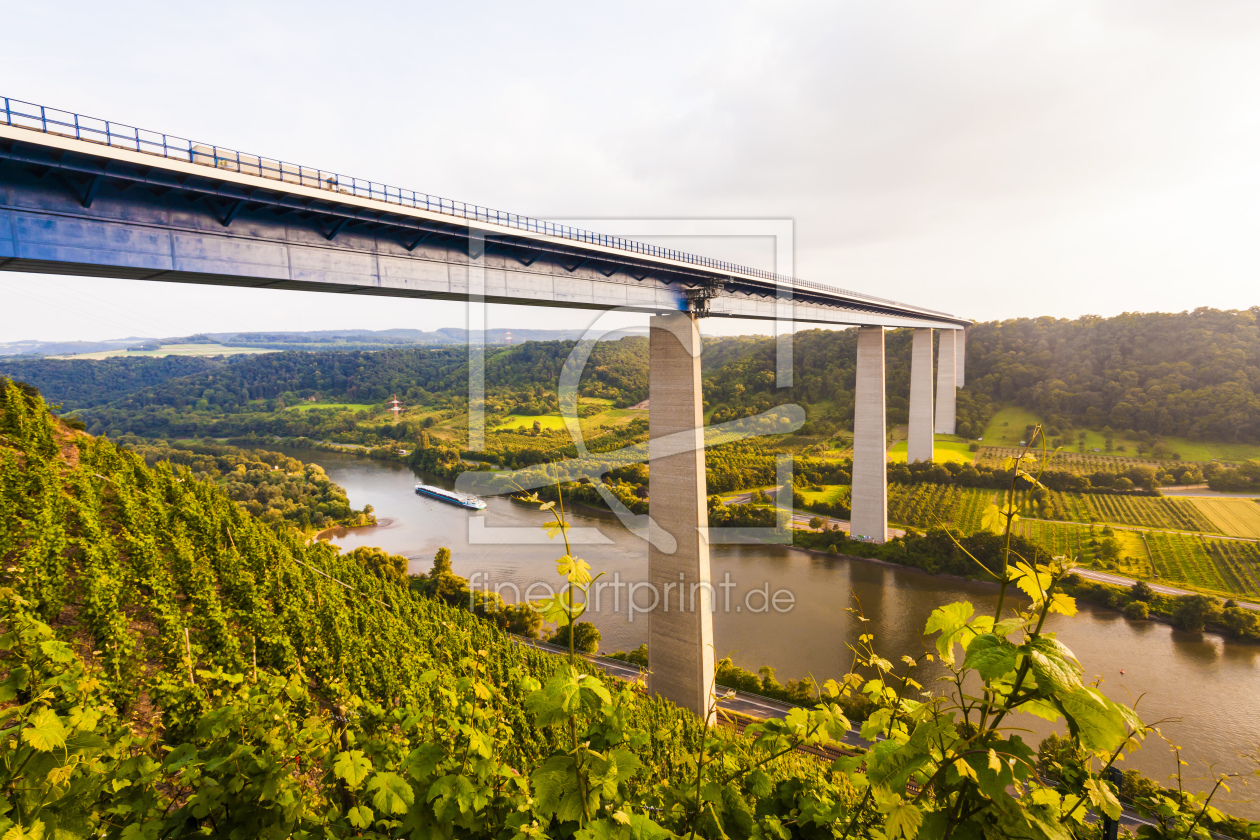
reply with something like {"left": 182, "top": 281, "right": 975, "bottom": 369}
{"left": 314, "top": 517, "right": 393, "bottom": 542}
{"left": 787, "top": 534, "right": 1260, "bottom": 645}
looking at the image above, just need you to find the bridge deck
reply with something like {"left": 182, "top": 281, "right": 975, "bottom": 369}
{"left": 0, "top": 96, "right": 968, "bottom": 330}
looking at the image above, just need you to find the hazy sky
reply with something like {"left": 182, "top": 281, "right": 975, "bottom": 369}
{"left": 3, "top": 0, "right": 1259, "bottom": 342}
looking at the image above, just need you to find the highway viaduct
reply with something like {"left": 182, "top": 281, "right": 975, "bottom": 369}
{"left": 0, "top": 97, "right": 970, "bottom": 719}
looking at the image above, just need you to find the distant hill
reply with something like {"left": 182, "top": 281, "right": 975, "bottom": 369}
{"left": 0, "top": 356, "right": 222, "bottom": 409}
{"left": 4, "top": 309, "right": 1258, "bottom": 445}
{"left": 201, "top": 327, "right": 590, "bottom": 350}
{"left": 0, "top": 327, "right": 591, "bottom": 357}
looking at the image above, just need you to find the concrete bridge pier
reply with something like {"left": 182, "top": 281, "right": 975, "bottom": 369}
{"left": 908, "top": 328, "right": 935, "bottom": 463}
{"left": 956, "top": 327, "right": 967, "bottom": 387}
{"left": 850, "top": 326, "right": 889, "bottom": 543}
{"left": 647, "top": 312, "right": 716, "bottom": 720}
{"left": 935, "top": 329, "right": 958, "bottom": 436}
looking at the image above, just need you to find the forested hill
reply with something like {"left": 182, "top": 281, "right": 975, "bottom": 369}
{"left": 4, "top": 308, "right": 1259, "bottom": 444}
{"left": 28, "top": 339, "right": 653, "bottom": 420}
{"left": 965, "top": 308, "right": 1260, "bottom": 442}
{"left": 0, "top": 355, "right": 220, "bottom": 409}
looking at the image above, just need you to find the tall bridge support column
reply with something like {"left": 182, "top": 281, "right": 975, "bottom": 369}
{"left": 935, "top": 329, "right": 958, "bottom": 436}
{"left": 850, "top": 326, "right": 889, "bottom": 543}
{"left": 957, "top": 327, "right": 967, "bottom": 387}
{"left": 647, "top": 312, "right": 715, "bottom": 720}
{"left": 908, "top": 328, "right": 935, "bottom": 463}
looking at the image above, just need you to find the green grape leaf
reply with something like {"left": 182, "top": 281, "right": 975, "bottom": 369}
{"left": 1056, "top": 687, "right": 1137, "bottom": 754}
{"left": 556, "top": 555, "right": 592, "bottom": 585}
{"left": 924, "top": 602, "right": 990, "bottom": 665}
{"left": 22, "top": 708, "right": 67, "bottom": 753}
{"left": 993, "top": 617, "right": 1024, "bottom": 637}
{"left": 880, "top": 795, "right": 924, "bottom": 840}
{"left": 367, "top": 771, "right": 414, "bottom": 815}
{"left": 347, "top": 805, "right": 374, "bottom": 829}
{"left": 3, "top": 819, "right": 47, "bottom": 840}
{"left": 531, "top": 754, "right": 587, "bottom": 823}
{"left": 963, "top": 633, "right": 1019, "bottom": 680}
{"left": 575, "top": 812, "right": 673, "bottom": 840}
{"left": 542, "top": 520, "right": 570, "bottom": 540}
{"left": 403, "top": 743, "right": 443, "bottom": 782}
{"left": 333, "top": 750, "right": 372, "bottom": 789}
{"left": 38, "top": 640, "right": 74, "bottom": 663}
{"left": 534, "top": 595, "right": 566, "bottom": 624}
{"left": 1086, "top": 777, "right": 1122, "bottom": 820}
{"left": 1048, "top": 592, "right": 1078, "bottom": 616}
{"left": 1030, "top": 650, "right": 1081, "bottom": 696}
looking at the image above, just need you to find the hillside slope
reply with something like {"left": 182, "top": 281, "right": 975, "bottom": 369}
{"left": 0, "top": 382, "right": 852, "bottom": 838}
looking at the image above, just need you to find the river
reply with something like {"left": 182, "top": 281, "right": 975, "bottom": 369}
{"left": 296, "top": 447, "right": 1260, "bottom": 816}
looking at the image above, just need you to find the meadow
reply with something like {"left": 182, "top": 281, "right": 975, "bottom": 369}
{"left": 979, "top": 404, "right": 1260, "bottom": 464}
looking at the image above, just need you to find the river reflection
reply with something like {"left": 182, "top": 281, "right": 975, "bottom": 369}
{"left": 291, "top": 447, "right": 1260, "bottom": 817}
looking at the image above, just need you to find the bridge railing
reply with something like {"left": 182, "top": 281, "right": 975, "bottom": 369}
{"left": 0, "top": 96, "right": 958, "bottom": 320}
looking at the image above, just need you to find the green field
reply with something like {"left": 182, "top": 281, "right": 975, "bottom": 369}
{"left": 1140, "top": 436, "right": 1260, "bottom": 463}
{"left": 979, "top": 403, "right": 1260, "bottom": 464}
{"left": 284, "top": 402, "right": 377, "bottom": 413}
{"left": 979, "top": 405, "right": 1044, "bottom": 447}
{"left": 798, "top": 484, "right": 850, "bottom": 506}
{"left": 888, "top": 438, "right": 975, "bottom": 464}
{"left": 495, "top": 413, "right": 572, "bottom": 431}
{"left": 1192, "top": 498, "right": 1260, "bottom": 539}
{"left": 51, "top": 342, "right": 273, "bottom": 360}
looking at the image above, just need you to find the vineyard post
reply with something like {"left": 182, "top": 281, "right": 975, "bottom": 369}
{"left": 183, "top": 627, "right": 195, "bottom": 685}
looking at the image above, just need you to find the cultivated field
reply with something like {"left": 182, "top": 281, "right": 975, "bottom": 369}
{"left": 1011, "top": 520, "right": 1147, "bottom": 568}
{"left": 1036, "top": 491, "right": 1221, "bottom": 533}
{"left": 1143, "top": 531, "right": 1260, "bottom": 598}
{"left": 886, "top": 485, "right": 993, "bottom": 532}
{"left": 888, "top": 439, "right": 976, "bottom": 464}
{"left": 1191, "top": 498, "right": 1260, "bottom": 539}
{"left": 976, "top": 446, "right": 1194, "bottom": 477}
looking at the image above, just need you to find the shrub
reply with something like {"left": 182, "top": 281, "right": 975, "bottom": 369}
{"left": 549, "top": 620, "right": 601, "bottom": 653}
{"left": 1172, "top": 594, "right": 1222, "bottom": 633}
{"left": 1123, "top": 600, "right": 1149, "bottom": 620}
{"left": 607, "top": 643, "right": 649, "bottom": 668}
